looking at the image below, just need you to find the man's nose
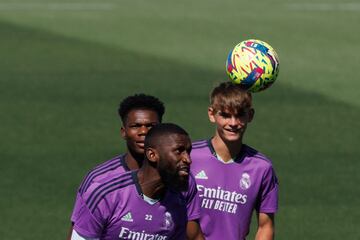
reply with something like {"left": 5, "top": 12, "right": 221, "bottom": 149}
{"left": 229, "top": 116, "right": 240, "bottom": 125}
{"left": 139, "top": 125, "right": 148, "bottom": 134}
{"left": 182, "top": 153, "right": 192, "bottom": 164}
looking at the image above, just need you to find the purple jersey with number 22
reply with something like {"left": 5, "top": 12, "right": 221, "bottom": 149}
{"left": 72, "top": 171, "right": 188, "bottom": 239}
{"left": 71, "top": 154, "right": 200, "bottom": 239}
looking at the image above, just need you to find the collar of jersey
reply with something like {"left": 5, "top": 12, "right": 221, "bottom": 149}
{"left": 131, "top": 170, "right": 165, "bottom": 205}
{"left": 207, "top": 138, "right": 247, "bottom": 164}
{"left": 121, "top": 153, "right": 131, "bottom": 171}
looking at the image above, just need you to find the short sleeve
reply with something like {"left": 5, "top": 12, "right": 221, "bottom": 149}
{"left": 72, "top": 193, "right": 104, "bottom": 238}
{"left": 71, "top": 192, "right": 82, "bottom": 223}
{"left": 258, "top": 165, "right": 279, "bottom": 213}
{"left": 183, "top": 173, "right": 201, "bottom": 221}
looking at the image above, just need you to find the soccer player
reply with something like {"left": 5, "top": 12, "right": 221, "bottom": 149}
{"left": 68, "top": 94, "right": 203, "bottom": 239}
{"left": 71, "top": 123, "right": 202, "bottom": 239}
{"left": 191, "top": 82, "right": 279, "bottom": 240}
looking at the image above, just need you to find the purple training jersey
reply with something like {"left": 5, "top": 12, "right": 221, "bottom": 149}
{"left": 72, "top": 170, "right": 188, "bottom": 239}
{"left": 71, "top": 154, "right": 200, "bottom": 223}
{"left": 71, "top": 154, "right": 200, "bottom": 239}
{"left": 190, "top": 140, "right": 279, "bottom": 240}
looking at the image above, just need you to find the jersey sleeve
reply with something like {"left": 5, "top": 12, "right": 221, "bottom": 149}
{"left": 257, "top": 165, "right": 279, "bottom": 213}
{"left": 183, "top": 173, "right": 201, "bottom": 221}
{"left": 71, "top": 192, "right": 105, "bottom": 238}
{"left": 70, "top": 158, "right": 122, "bottom": 223}
{"left": 71, "top": 192, "right": 82, "bottom": 223}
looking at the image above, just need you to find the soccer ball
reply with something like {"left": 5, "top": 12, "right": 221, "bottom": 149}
{"left": 226, "top": 39, "right": 280, "bottom": 92}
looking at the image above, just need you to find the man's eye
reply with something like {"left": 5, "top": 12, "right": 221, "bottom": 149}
{"left": 175, "top": 147, "right": 185, "bottom": 154}
{"left": 237, "top": 112, "right": 246, "bottom": 117}
{"left": 219, "top": 112, "right": 231, "bottom": 118}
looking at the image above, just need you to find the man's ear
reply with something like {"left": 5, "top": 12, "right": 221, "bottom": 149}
{"left": 120, "top": 127, "right": 126, "bottom": 139}
{"left": 208, "top": 107, "right": 216, "bottom": 123}
{"left": 145, "top": 147, "right": 158, "bottom": 163}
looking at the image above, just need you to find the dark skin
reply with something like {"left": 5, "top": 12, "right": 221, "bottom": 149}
{"left": 139, "top": 133, "right": 192, "bottom": 198}
{"left": 138, "top": 133, "right": 203, "bottom": 240}
{"left": 67, "top": 109, "right": 159, "bottom": 240}
{"left": 120, "top": 109, "right": 160, "bottom": 170}
{"left": 67, "top": 109, "right": 204, "bottom": 240}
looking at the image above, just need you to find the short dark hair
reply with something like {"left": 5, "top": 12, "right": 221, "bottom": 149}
{"left": 144, "top": 123, "right": 189, "bottom": 149}
{"left": 118, "top": 94, "right": 165, "bottom": 123}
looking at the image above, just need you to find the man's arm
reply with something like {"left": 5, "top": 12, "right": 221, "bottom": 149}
{"left": 186, "top": 220, "right": 205, "bottom": 240}
{"left": 66, "top": 225, "right": 73, "bottom": 240}
{"left": 255, "top": 213, "right": 275, "bottom": 240}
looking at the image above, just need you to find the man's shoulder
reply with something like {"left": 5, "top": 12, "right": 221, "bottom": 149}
{"left": 191, "top": 139, "right": 211, "bottom": 155}
{"left": 92, "top": 154, "right": 125, "bottom": 171}
{"left": 242, "top": 144, "right": 274, "bottom": 168}
{"left": 80, "top": 171, "right": 136, "bottom": 211}
{"left": 78, "top": 154, "right": 126, "bottom": 195}
{"left": 86, "top": 170, "right": 135, "bottom": 194}
{"left": 192, "top": 139, "right": 208, "bottom": 149}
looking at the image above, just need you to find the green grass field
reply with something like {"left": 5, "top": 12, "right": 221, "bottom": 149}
{"left": 1, "top": 0, "right": 359, "bottom": 239}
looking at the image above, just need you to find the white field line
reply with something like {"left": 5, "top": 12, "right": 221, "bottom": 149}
{"left": 0, "top": 3, "right": 115, "bottom": 11}
{"left": 287, "top": 3, "right": 360, "bottom": 11}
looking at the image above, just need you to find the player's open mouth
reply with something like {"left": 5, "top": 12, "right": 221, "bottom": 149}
{"left": 224, "top": 128, "right": 241, "bottom": 134}
{"left": 178, "top": 167, "right": 189, "bottom": 176}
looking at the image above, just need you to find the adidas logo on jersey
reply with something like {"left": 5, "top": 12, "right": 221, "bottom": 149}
{"left": 121, "top": 212, "right": 133, "bottom": 222}
{"left": 195, "top": 170, "right": 208, "bottom": 179}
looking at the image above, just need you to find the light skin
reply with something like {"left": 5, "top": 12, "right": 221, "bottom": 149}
{"left": 208, "top": 106, "right": 254, "bottom": 162}
{"left": 68, "top": 109, "right": 204, "bottom": 240}
{"left": 208, "top": 106, "right": 275, "bottom": 240}
{"left": 255, "top": 213, "right": 275, "bottom": 240}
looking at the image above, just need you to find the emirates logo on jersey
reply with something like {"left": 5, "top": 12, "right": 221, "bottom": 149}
{"left": 239, "top": 173, "right": 251, "bottom": 190}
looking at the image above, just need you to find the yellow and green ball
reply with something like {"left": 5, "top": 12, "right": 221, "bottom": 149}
{"left": 226, "top": 39, "right": 280, "bottom": 92}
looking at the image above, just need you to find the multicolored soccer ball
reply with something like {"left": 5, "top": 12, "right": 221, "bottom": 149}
{"left": 226, "top": 39, "right": 280, "bottom": 92}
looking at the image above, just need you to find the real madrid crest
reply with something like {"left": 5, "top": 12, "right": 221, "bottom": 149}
{"left": 240, "top": 172, "right": 251, "bottom": 190}
{"left": 162, "top": 211, "right": 174, "bottom": 230}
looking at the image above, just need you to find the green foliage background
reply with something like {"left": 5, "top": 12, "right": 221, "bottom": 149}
{"left": 0, "top": 0, "right": 359, "bottom": 239}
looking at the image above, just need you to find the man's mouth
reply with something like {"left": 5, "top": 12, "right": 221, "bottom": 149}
{"left": 178, "top": 166, "right": 189, "bottom": 177}
{"left": 224, "top": 128, "right": 241, "bottom": 133}
{"left": 136, "top": 141, "right": 145, "bottom": 148}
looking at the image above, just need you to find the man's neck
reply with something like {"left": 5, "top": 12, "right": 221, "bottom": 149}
{"left": 137, "top": 167, "right": 166, "bottom": 200}
{"left": 124, "top": 152, "right": 143, "bottom": 170}
{"left": 211, "top": 136, "right": 243, "bottom": 163}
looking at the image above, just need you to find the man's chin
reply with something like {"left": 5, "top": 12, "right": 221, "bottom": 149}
{"left": 134, "top": 146, "right": 144, "bottom": 153}
{"left": 168, "top": 178, "right": 189, "bottom": 192}
{"left": 128, "top": 144, "right": 144, "bottom": 156}
{"left": 222, "top": 132, "right": 243, "bottom": 142}
{"left": 176, "top": 181, "right": 189, "bottom": 192}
